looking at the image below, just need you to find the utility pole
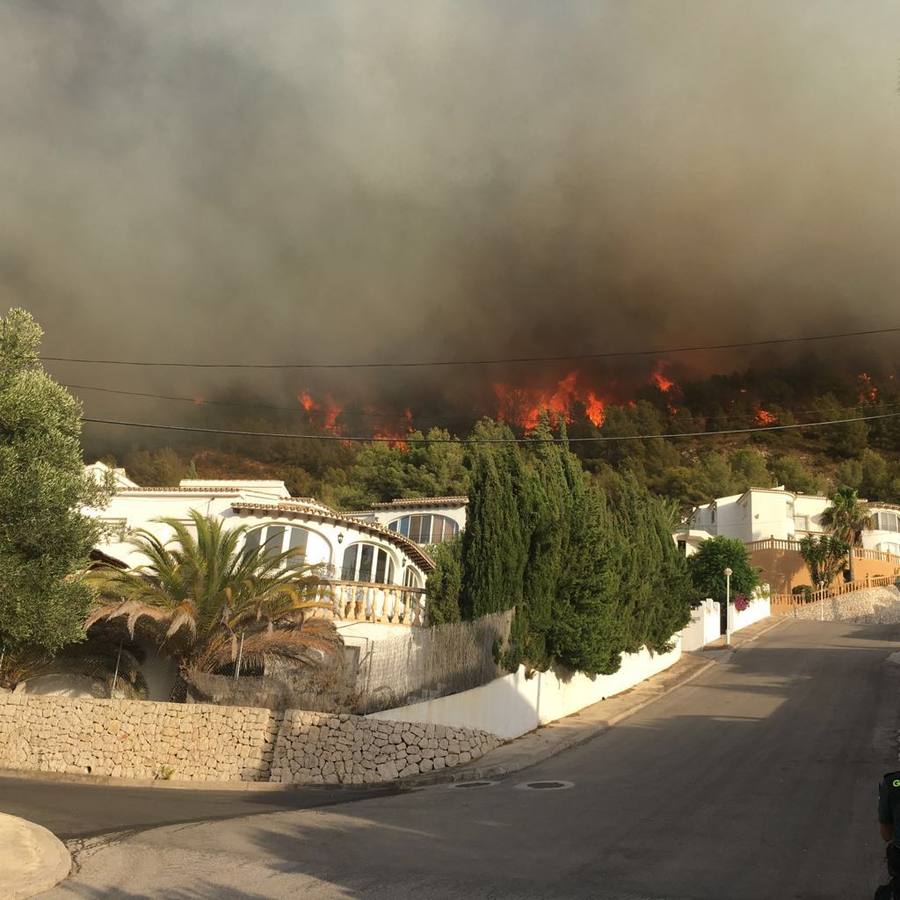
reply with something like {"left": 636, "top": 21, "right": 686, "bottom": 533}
{"left": 724, "top": 567, "right": 733, "bottom": 647}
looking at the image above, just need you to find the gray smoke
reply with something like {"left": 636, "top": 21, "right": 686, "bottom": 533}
{"left": 1, "top": 0, "right": 899, "bottom": 439}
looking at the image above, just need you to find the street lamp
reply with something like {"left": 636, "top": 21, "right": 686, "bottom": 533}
{"left": 724, "top": 567, "right": 733, "bottom": 646}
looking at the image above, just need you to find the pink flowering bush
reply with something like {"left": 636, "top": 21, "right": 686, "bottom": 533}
{"left": 733, "top": 594, "right": 750, "bottom": 612}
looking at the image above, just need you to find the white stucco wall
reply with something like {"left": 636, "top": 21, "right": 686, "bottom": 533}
{"left": 680, "top": 599, "right": 721, "bottom": 651}
{"left": 746, "top": 491, "right": 794, "bottom": 541}
{"left": 368, "top": 641, "right": 683, "bottom": 740}
{"left": 727, "top": 596, "right": 771, "bottom": 634}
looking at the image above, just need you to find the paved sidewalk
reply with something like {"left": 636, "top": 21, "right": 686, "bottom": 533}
{"left": 0, "top": 812, "right": 70, "bottom": 899}
{"left": 416, "top": 616, "right": 784, "bottom": 785}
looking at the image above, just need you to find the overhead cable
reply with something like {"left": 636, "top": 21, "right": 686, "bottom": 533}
{"left": 45, "top": 325, "right": 900, "bottom": 370}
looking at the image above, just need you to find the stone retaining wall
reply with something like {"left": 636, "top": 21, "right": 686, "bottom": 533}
{"left": 0, "top": 693, "right": 278, "bottom": 781}
{"left": 0, "top": 692, "right": 499, "bottom": 784}
{"left": 269, "top": 711, "right": 499, "bottom": 784}
{"left": 782, "top": 585, "right": 900, "bottom": 623}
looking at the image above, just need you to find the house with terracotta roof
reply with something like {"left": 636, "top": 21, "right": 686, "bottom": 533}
{"left": 85, "top": 463, "right": 434, "bottom": 630}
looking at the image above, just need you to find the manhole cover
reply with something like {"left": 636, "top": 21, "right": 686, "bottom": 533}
{"left": 451, "top": 780, "right": 498, "bottom": 789}
{"left": 516, "top": 780, "right": 575, "bottom": 791}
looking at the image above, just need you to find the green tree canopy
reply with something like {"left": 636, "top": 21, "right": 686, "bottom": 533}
{"left": 688, "top": 536, "right": 760, "bottom": 605}
{"left": 425, "top": 537, "right": 462, "bottom": 626}
{"left": 0, "top": 308, "right": 107, "bottom": 657}
{"left": 798, "top": 534, "right": 849, "bottom": 590}
{"left": 821, "top": 486, "right": 870, "bottom": 581}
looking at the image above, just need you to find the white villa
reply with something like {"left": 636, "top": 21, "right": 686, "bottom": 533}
{"left": 685, "top": 486, "right": 900, "bottom": 556}
{"left": 84, "top": 463, "right": 439, "bottom": 629}
{"left": 677, "top": 485, "right": 900, "bottom": 594}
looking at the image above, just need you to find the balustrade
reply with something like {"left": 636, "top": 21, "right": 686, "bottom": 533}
{"left": 318, "top": 580, "right": 428, "bottom": 627}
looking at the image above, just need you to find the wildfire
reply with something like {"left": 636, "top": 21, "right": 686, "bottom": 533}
{"left": 584, "top": 391, "right": 606, "bottom": 428}
{"left": 298, "top": 391, "right": 344, "bottom": 434}
{"left": 858, "top": 372, "right": 878, "bottom": 404}
{"left": 372, "top": 408, "right": 414, "bottom": 450}
{"left": 651, "top": 362, "right": 675, "bottom": 393}
{"left": 493, "top": 371, "right": 607, "bottom": 430}
{"left": 755, "top": 408, "right": 777, "bottom": 426}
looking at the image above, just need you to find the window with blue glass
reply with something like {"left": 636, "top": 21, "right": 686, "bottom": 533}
{"left": 388, "top": 514, "right": 458, "bottom": 544}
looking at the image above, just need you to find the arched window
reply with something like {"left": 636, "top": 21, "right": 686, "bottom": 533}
{"left": 404, "top": 567, "right": 422, "bottom": 589}
{"left": 243, "top": 524, "right": 310, "bottom": 568}
{"left": 340, "top": 543, "right": 395, "bottom": 584}
{"left": 388, "top": 514, "right": 459, "bottom": 544}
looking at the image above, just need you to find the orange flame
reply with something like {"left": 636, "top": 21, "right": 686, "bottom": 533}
{"left": 584, "top": 391, "right": 606, "bottom": 427}
{"left": 493, "top": 372, "right": 608, "bottom": 431}
{"left": 858, "top": 372, "right": 878, "bottom": 404}
{"left": 755, "top": 408, "right": 777, "bottom": 426}
{"left": 372, "top": 408, "right": 414, "bottom": 450}
{"left": 298, "top": 391, "right": 344, "bottom": 435}
{"left": 651, "top": 362, "right": 675, "bottom": 393}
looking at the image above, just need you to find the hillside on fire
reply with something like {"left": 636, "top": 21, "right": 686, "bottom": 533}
{"left": 81, "top": 360, "right": 900, "bottom": 512}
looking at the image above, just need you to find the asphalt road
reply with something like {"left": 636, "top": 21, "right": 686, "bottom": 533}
{"left": 37, "top": 620, "right": 900, "bottom": 898}
{"left": 0, "top": 777, "right": 395, "bottom": 840}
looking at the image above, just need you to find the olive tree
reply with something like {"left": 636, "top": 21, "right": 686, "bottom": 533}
{"left": 0, "top": 308, "right": 107, "bottom": 661}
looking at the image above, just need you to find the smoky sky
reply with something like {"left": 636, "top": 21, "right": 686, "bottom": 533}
{"left": 2, "top": 0, "right": 900, "bottom": 440}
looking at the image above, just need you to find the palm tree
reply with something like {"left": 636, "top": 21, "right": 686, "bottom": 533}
{"left": 821, "top": 487, "right": 871, "bottom": 582}
{"left": 85, "top": 511, "right": 341, "bottom": 694}
{"left": 798, "top": 534, "right": 849, "bottom": 592}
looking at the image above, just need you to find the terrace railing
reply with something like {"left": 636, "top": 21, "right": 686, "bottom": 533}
{"left": 771, "top": 574, "right": 899, "bottom": 613}
{"left": 745, "top": 538, "right": 900, "bottom": 564}
{"left": 745, "top": 538, "right": 800, "bottom": 552}
{"left": 316, "top": 580, "right": 428, "bottom": 627}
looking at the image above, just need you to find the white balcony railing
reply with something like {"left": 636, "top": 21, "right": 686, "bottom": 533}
{"left": 315, "top": 580, "right": 428, "bottom": 627}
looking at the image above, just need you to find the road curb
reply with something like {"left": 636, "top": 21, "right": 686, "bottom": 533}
{"left": 0, "top": 812, "right": 71, "bottom": 899}
{"left": 0, "top": 767, "right": 390, "bottom": 795}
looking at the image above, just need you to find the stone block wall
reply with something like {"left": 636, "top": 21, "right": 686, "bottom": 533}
{"left": 0, "top": 693, "right": 499, "bottom": 784}
{"left": 0, "top": 693, "right": 278, "bottom": 781}
{"left": 269, "top": 710, "right": 500, "bottom": 784}
{"left": 784, "top": 585, "right": 900, "bottom": 623}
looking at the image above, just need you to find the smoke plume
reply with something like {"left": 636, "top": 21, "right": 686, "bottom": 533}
{"left": 1, "top": 1, "right": 899, "bottom": 445}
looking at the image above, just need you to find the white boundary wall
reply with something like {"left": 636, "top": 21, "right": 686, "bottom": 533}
{"left": 369, "top": 640, "right": 682, "bottom": 740}
{"left": 728, "top": 596, "right": 770, "bottom": 634}
{"left": 680, "top": 599, "right": 721, "bottom": 651}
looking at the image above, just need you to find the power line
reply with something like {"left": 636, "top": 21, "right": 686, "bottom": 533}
{"left": 81, "top": 410, "right": 900, "bottom": 444}
{"left": 62, "top": 383, "right": 435, "bottom": 422}
{"left": 64, "top": 381, "right": 894, "bottom": 426}
{"left": 44, "top": 325, "right": 900, "bottom": 370}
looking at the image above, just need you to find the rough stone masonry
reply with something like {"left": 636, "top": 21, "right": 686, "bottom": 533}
{"left": 0, "top": 693, "right": 500, "bottom": 784}
{"left": 269, "top": 710, "right": 499, "bottom": 784}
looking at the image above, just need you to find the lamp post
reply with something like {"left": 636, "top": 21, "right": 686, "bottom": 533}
{"left": 724, "top": 567, "right": 733, "bottom": 646}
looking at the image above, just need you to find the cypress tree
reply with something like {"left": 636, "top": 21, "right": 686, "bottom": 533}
{"left": 425, "top": 537, "right": 462, "bottom": 625}
{"left": 459, "top": 420, "right": 527, "bottom": 621}
{"left": 550, "top": 485, "right": 625, "bottom": 674}
{"left": 516, "top": 416, "right": 573, "bottom": 669}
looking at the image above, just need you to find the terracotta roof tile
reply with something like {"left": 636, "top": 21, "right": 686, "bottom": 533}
{"left": 369, "top": 496, "right": 468, "bottom": 509}
{"left": 230, "top": 501, "right": 435, "bottom": 572}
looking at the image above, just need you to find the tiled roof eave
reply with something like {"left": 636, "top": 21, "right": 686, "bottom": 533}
{"left": 231, "top": 501, "right": 435, "bottom": 572}
{"left": 369, "top": 496, "right": 468, "bottom": 509}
